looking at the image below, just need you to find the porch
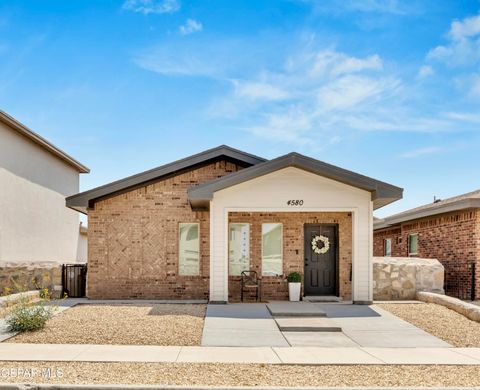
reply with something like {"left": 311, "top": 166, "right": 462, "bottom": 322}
{"left": 226, "top": 211, "right": 353, "bottom": 302}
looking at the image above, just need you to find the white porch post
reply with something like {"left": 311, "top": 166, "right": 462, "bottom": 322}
{"left": 209, "top": 200, "right": 229, "bottom": 302}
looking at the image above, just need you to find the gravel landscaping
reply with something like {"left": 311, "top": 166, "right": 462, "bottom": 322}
{"left": 0, "top": 362, "right": 480, "bottom": 387}
{"left": 377, "top": 302, "right": 480, "bottom": 347}
{"left": 6, "top": 304, "right": 206, "bottom": 346}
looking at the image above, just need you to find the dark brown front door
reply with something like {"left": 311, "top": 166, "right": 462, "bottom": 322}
{"left": 304, "top": 224, "right": 337, "bottom": 296}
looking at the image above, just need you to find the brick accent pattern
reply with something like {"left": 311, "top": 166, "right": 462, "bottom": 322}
{"left": 374, "top": 209, "right": 480, "bottom": 300}
{"left": 228, "top": 212, "right": 353, "bottom": 302}
{"left": 87, "top": 160, "right": 246, "bottom": 299}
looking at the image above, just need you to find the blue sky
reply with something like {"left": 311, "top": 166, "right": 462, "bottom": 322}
{"left": 1, "top": 0, "right": 480, "bottom": 217}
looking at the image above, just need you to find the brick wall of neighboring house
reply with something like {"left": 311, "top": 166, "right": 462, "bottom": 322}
{"left": 228, "top": 212, "right": 353, "bottom": 302}
{"left": 87, "top": 159, "right": 246, "bottom": 299}
{"left": 373, "top": 209, "right": 480, "bottom": 300}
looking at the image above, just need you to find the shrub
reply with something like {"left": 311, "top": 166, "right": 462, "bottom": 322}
{"left": 287, "top": 272, "right": 302, "bottom": 283}
{"left": 2, "top": 287, "right": 12, "bottom": 296}
{"left": 5, "top": 295, "right": 55, "bottom": 332}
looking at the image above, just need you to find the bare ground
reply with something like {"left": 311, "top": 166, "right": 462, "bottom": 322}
{"left": 0, "top": 362, "right": 480, "bottom": 387}
{"left": 7, "top": 304, "right": 206, "bottom": 346}
{"left": 377, "top": 302, "right": 480, "bottom": 347}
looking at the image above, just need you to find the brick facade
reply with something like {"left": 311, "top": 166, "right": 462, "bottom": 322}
{"left": 374, "top": 209, "right": 480, "bottom": 300}
{"left": 87, "top": 159, "right": 246, "bottom": 299}
{"left": 228, "top": 212, "right": 353, "bottom": 301}
{"left": 87, "top": 160, "right": 355, "bottom": 301}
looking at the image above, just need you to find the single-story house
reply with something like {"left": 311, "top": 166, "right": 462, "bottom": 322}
{"left": 374, "top": 189, "right": 480, "bottom": 300}
{"left": 66, "top": 145, "right": 402, "bottom": 303}
{"left": 0, "top": 110, "right": 89, "bottom": 293}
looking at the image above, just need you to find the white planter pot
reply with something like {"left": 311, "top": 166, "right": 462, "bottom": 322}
{"left": 288, "top": 282, "right": 301, "bottom": 302}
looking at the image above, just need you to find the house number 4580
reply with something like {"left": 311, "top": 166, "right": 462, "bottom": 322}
{"left": 287, "top": 200, "right": 304, "bottom": 206}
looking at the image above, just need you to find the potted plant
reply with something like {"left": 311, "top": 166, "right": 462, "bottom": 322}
{"left": 287, "top": 272, "right": 302, "bottom": 302}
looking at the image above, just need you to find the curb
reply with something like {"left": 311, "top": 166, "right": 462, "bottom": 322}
{"left": 2, "top": 385, "right": 480, "bottom": 390}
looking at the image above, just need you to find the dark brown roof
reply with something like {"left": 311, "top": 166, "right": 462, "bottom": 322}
{"left": 66, "top": 145, "right": 266, "bottom": 214}
{"left": 0, "top": 110, "right": 89, "bottom": 173}
{"left": 188, "top": 152, "right": 403, "bottom": 210}
{"left": 374, "top": 188, "right": 480, "bottom": 230}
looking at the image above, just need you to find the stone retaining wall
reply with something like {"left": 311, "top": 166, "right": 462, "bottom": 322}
{"left": 373, "top": 256, "right": 444, "bottom": 300}
{"left": 0, "top": 262, "right": 62, "bottom": 296}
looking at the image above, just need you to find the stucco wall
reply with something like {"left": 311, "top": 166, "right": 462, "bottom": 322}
{"left": 210, "top": 167, "right": 373, "bottom": 303}
{"left": 0, "top": 121, "right": 83, "bottom": 265}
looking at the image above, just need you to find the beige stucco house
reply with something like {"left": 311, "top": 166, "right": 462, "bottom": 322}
{"left": 0, "top": 110, "right": 89, "bottom": 269}
{"left": 67, "top": 146, "right": 402, "bottom": 303}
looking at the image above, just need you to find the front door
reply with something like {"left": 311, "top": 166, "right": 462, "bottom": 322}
{"left": 304, "top": 224, "right": 337, "bottom": 296}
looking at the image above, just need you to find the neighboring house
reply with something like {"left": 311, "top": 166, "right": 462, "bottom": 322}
{"left": 0, "top": 110, "right": 89, "bottom": 267}
{"left": 374, "top": 189, "right": 480, "bottom": 300}
{"left": 67, "top": 145, "right": 402, "bottom": 303}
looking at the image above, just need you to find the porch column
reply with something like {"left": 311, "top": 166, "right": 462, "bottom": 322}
{"left": 209, "top": 200, "right": 228, "bottom": 302}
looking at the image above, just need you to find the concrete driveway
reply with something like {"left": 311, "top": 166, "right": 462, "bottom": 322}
{"left": 202, "top": 302, "right": 450, "bottom": 348}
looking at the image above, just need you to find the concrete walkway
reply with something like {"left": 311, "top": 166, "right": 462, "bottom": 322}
{"left": 1, "top": 343, "right": 480, "bottom": 365}
{"left": 202, "top": 304, "right": 289, "bottom": 347}
{"left": 202, "top": 302, "right": 450, "bottom": 348}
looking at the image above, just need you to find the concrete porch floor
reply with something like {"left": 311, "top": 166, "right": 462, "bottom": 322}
{"left": 201, "top": 302, "right": 450, "bottom": 348}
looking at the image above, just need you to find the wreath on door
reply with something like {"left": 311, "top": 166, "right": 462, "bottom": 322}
{"left": 311, "top": 235, "right": 330, "bottom": 254}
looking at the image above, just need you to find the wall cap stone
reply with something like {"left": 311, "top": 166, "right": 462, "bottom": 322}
{"left": 417, "top": 291, "right": 480, "bottom": 322}
{"left": 0, "top": 290, "right": 40, "bottom": 308}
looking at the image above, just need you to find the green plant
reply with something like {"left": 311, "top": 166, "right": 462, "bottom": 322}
{"left": 287, "top": 272, "right": 301, "bottom": 283}
{"left": 39, "top": 287, "right": 51, "bottom": 299}
{"left": 2, "top": 287, "right": 12, "bottom": 296}
{"left": 5, "top": 294, "right": 55, "bottom": 332}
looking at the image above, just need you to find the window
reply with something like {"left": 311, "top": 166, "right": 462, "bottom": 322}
{"left": 262, "top": 223, "right": 283, "bottom": 276}
{"left": 384, "top": 238, "right": 392, "bottom": 257}
{"left": 229, "top": 223, "right": 250, "bottom": 276}
{"left": 179, "top": 223, "right": 200, "bottom": 275}
{"left": 408, "top": 233, "right": 418, "bottom": 256}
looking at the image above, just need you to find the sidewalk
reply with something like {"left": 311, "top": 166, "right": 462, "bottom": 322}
{"left": 1, "top": 343, "right": 480, "bottom": 365}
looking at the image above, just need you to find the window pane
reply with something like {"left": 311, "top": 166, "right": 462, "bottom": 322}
{"left": 229, "top": 223, "right": 250, "bottom": 276}
{"left": 384, "top": 238, "right": 392, "bottom": 257}
{"left": 179, "top": 223, "right": 199, "bottom": 275}
{"left": 408, "top": 234, "right": 418, "bottom": 255}
{"left": 262, "top": 223, "right": 283, "bottom": 276}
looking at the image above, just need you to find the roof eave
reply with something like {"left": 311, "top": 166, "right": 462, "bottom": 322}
{"left": 188, "top": 153, "right": 403, "bottom": 209}
{"left": 0, "top": 110, "right": 90, "bottom": 173}
{"left": 374, "top": 198, "right": 480, "bottom": 230}
{"left": 66, "top": 145, "right": 266, "bottom": 211}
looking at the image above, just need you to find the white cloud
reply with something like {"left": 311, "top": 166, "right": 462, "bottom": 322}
{"left": 179, "top": 19, "right": 203, "bottom": 35}
{"left": 308, "top": 0, "right": 417, "bottom": 15}
{"left": 427, "top": 13, "right": 480, "bottom": 66}
{"left": 468, "top": 74, "right": 480, "bottom": 97}
{"left": 449, "top": 14, "right": 480, "bottom": 40}
{"left": 310, "top": 50, "right": 382, "bottom": 77}
{"left": 400, "top": 146, "right": 443, "bottom": 159}
{"left": 233, "top": 81, "right": 289, "bottom": 101}
{"left": 443, "top": 111, "right": 480, "bottom": 123}
{"left": 122, "top": 0, "right": 180, "bottom": 15}
{"left": 316, "top": 75, "right": 398, "bottom": 111}
{"left": 417, "top": 65, "right": 434, "bottom": 79}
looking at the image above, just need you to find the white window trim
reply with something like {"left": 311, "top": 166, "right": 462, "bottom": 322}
{"left": 261, "top": 223, "right": 283, "bottom": 276}
{"left": 408, "top": 233, "right": 419, "bottom": 257}
{"left": 178, "top": 222, "right": 200, "bottom": 276}
{"left": 384, "top": 238, "right": 392, "bottom": 257}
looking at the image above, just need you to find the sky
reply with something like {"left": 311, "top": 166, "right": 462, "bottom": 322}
{"left": 1, "top": 0, "right": 480, "bottom": 218}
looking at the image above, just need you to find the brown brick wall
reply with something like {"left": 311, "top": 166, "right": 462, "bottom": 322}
{"left": 374, "top": 209, "right": 480, "bottom": 299}
{"left": 228, "top": 212, "right": 353, "bottom": 301}
{"left": 87, "top": 160, "right": 246, "bottom": 299}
